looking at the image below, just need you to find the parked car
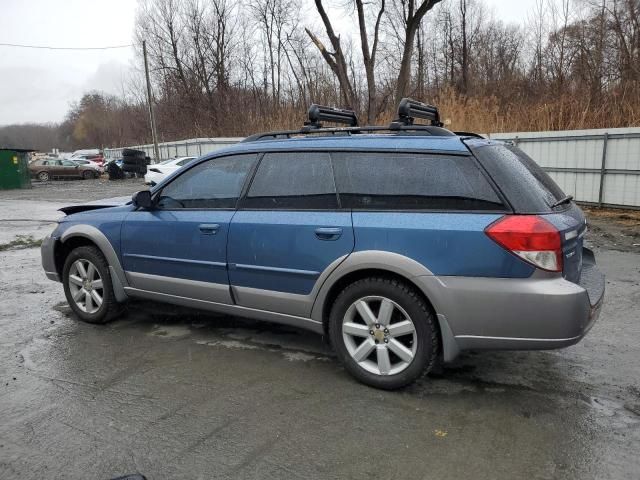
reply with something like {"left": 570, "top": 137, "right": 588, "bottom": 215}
{"left": 71, "top": 153, "right": 105, "bottom": 167}
{"left": 40, "top": 99, "right": 605, "bottom": 389}
{"left": 29, "top": 158, "right": 100, "bottom": 181}
{"left": 70, "top": 159, "right": 104, "bottom": 174}
{"left": 144, "top": 157, "right": 196, "bottom": 185}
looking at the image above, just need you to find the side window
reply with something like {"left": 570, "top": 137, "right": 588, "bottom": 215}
{"left": 332, "top": 152, "right": 505, "bottom": 211}
{"left": 157, "top": 154, "right": 256, "bottom": 209}
{"left": 242, "top": 152, "right": 338, "bottom": 209}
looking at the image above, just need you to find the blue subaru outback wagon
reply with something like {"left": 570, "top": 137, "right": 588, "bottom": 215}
{"left": 41, "top": 99, "right": 605, "bottom": 389}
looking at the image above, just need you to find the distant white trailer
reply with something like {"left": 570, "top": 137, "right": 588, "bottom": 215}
{"left": 70, "top": 149, "right": 100, "bottom": 158}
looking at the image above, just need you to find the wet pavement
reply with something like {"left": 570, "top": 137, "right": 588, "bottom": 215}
{"left": 1, "top": 183, "right": 639, "bottom": 479}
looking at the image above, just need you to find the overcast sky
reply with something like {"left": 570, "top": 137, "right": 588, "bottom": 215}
{"left": 0, "top": 0, "right": 541, "bottom": 126}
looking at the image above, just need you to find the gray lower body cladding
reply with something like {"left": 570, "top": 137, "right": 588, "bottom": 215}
{"left": 416, "top": 263, "right": 604, "bottom": 353}
{"left": 41, "top": 235, "right": 604, "bottom": 362}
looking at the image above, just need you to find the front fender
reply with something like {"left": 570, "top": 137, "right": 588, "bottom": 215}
{"left": 60, "top": 224, "right": 129, "bottom": 301}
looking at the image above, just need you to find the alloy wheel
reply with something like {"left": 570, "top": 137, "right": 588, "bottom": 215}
{"left": 68, "top": 259, "right": 104, "bottom": 314}
{"left": 342, "top": 296, "right": 418, "bottom": 376}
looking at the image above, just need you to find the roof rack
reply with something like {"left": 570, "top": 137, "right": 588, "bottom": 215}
{"left": 304, "top": 104, "right": 358, "bottom": 130}
{"left": 241, "top": 100, "right": 453, "bottom": 143}
{"left": 391, "top": 98, "right": 443, "bottom": 128}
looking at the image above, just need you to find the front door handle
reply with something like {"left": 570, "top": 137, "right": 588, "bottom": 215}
{"left": 315, "top": 227, "right": 343, "bottom": 241}
{"left": 199, "top": 223, "right": 220, "bottom": 235}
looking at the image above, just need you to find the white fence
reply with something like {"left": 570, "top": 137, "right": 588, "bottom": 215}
{"left": 490, "top": 127, "right": 640, "bottom": 209}
{"left": 104, "top": 137, "right": 242, "bottom": 162}
{"left": 105, "top": 126, "right": 640, "bottom": 208}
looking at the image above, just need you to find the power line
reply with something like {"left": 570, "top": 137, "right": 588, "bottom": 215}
{"left": 0, "top": 42, "right": 133, "bottom": 50}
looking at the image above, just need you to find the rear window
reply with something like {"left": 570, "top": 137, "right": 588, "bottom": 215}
{"left": 332, "top": 152, "right": 505, "bottom": 211}
{"left": 469, "top": 142, "right": 567, "bottom": 213}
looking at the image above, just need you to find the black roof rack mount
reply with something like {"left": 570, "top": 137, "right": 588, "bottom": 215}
{"left": 240, "top": 101, "right": 454, "bottom": 143}
{"left": 392, "top": 98, "right": 443, "bottom": 128}
{"left": 304, "top": 104, "right": 358, "bottom": 131}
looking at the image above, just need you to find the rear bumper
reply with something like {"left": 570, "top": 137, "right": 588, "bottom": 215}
{"left": 416, "top": 247, "right": 605, "bottom": 357}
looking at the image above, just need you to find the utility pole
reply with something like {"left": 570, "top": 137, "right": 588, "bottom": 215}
{"left": 143, "top": 40, "right": 160, "bottom": 163}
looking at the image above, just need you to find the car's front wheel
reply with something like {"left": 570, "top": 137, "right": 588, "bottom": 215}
{"left": 329, "top": 277, "right": 438, "bottom": 389}
{"left": 37, "top": 171, "right": 50, "bottom": 182}
{"left": 62, "top": 246, "right": 122, "bottom": 324}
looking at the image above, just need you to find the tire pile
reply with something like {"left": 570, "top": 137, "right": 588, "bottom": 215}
{"left": 121, "top": 149, "right": 149, "bottom": 177}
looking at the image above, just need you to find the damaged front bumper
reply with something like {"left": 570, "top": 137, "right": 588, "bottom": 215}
{"left": 41, "top": 234, "right": 60, "bottom": 282}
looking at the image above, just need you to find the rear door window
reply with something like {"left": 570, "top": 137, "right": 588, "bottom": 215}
{"left": 332, "top": 152, "right": 505, "bottom": 211}
{"left": 242, "top": 152, "right": 338, "bottom": 209}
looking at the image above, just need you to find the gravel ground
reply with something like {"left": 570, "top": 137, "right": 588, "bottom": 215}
{"left": 0, "top": 181, "right": 639, "bottom": 480}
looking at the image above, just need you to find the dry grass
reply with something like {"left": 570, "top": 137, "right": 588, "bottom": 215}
{"left": 433, "top": 86, "right": 640, "bottom": 133}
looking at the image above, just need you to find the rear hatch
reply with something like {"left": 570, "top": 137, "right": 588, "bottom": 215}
{"left": 466, "top": 139, "right": 586, "bottom": 283}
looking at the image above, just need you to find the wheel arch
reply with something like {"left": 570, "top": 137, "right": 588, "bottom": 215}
{"left": 58, "top": 225, "right": 128, "bottom": 302}
{"left": 311, "top": 251, "right": 458, "bottom": 362}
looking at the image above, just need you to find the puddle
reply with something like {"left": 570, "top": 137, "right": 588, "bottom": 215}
{"left": 196, "top": 339, "right": 259, "bottom": 350}
{"left": 149, "top": 325, "right": 192, "bottom": 338}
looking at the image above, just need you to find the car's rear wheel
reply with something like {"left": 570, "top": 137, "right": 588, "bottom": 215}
{"left": 37, "top": 171, "right": 50, "bottom": 182}
{"left": 62, "top": 246, "right": 122, "bottom": 324}
{"left": 329, "top": 277, "right": 438, "bottom": 389}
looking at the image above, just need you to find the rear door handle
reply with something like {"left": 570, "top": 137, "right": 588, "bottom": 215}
{"left": 199, "top": 223, "right": 220, "bottom": 235}
{"left": 315, "top": 227, "right": 343, "bottom": 241}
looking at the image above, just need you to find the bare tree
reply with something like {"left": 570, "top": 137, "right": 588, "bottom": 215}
{"left": 305, "top": 0, "right": 356, "bottom": 108}
{"left": 395, "top": 0, "right": 443, "bottom": 104}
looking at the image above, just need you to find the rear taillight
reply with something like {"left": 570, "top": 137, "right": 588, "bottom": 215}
{"left": 485, "top": 215, "right": 562, "bottom": 272}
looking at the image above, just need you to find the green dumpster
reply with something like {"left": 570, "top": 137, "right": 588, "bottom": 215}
{"left": 0, "top": 148, "right": 32, "bottom": 190}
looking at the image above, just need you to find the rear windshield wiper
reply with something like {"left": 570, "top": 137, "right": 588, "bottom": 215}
{"left": 550, "top": 194, "right": 573, "bottom": 208}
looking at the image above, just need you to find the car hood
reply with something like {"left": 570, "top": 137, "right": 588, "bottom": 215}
{"left": 59, "top": 196, "right": 131, "bottom": 215}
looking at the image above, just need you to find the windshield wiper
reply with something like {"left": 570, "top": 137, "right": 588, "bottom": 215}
{"left": 550, "top": 194, "right": 573, "bottom": 208}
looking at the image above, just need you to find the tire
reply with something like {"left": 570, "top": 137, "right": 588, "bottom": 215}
{"left": 62, "top": 246, "right": 123, "bottom": 324}
{"left": 122, "top": 157, "right": 147, "bottom": 166}
{"left": 37, "top": 171, "right": 50, "bottom": 182}
{"left": 121, "top": 163, "right": 145, "bottom": 173}
{"left": 121, "top": 163, "right": 140, "bottom": 172}
{"left": 121, "top": 148, "right": 146, "bottom": 159}
{"left": 82, "top": 170, "right": 95, "bottom": 180}
{"left": 329, "top": 277, "right": 438, "bottom": 390}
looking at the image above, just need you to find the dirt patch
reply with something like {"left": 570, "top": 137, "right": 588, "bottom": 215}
{"left": 0, "top": 235, "right": 43, "bottom": 252}
{"left": 0, "top": 177, "right": 146, "bottom": 203}
{"left": 583, "top": 207, "right": 640, "bottom": 252}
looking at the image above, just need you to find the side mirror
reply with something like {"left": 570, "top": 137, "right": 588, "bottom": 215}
{"left": 132, "top": 190, "right": 153, "bottom": 209}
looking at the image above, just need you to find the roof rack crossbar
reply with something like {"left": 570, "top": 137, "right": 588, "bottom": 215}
{"left": 393, "top": 98, "right": 443, "bottom": 127}
{"left": 240, "top": 125, "right": 454, "bottom": 143}
{"left": 304, "top": 104, "right": 358, "bottom": 130}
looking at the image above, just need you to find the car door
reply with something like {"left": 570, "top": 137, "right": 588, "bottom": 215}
{"left": 61, "top": 160, "right": 80, "bottom": 177}
{"left": 228, "top": 152, "right": 354, "bottom": 317}
{"left": 120, "top": 154, "right": 258, "bottom": 304}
